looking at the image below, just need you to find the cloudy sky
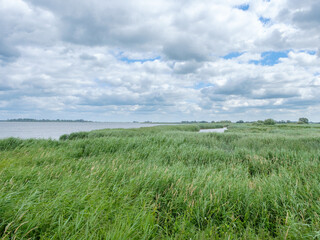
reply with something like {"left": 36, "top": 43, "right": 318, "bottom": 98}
{"left": 1, "top": 0, "right": 320, "bottom": 122}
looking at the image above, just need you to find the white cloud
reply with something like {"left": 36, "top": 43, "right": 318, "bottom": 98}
{"left": 1, "top": 0, "right": 320, "bottom": 121}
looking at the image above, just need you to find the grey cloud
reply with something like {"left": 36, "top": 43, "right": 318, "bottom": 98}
{"left": 200, "top": 88, "right": 226, "bottom": 102}
{"left": 25, "top": 0, "right": 164, "bottom": 50}
{"left": 0, "top": 0, "right": 58, "bottom": 65}
{"left": 0, "top": 40, "right": 20, "bottom": 62}
{"left": 78, "top": 91, "right": 176, "bottom": 108}
{"left": 284, "top": 98, "right": 320, "bottom": 109}
{"left": 292, "top": 2, "right": 320, "bottom": 29}
{"left": 173, "top": 61, "right": 203, "bottom": 74}
{"left": 163, "top": 36, "right": 209, "bottom": 62}
{"left": 275, "top": 0, "right": 320, "bottom": 49}
{"left": 202, "top": 81, "right": 301, "bottom": 101}
{"left": 255, "top": 29, "right": 289, "bottom": 51}
{"left": 143, "top": 93, "right": 176, "bottom": 107}
{"left": 251, "top": 89, "right": 300, "bottom": 99}
{"left": 0, "top": 96, "right": 64, "bottom": 112}
{"left": 212, "top": 77, "right": 262, "bottom": 96}
{"left": 78, "top": 94, "right": 138, "bottom": 107}
{"left": 79, "top": 54, "right": 97, "bottom": 61}
{"left": 0, "top": 86, "right": 13, "bottom": 91}
{"left": 256, "top": 0, "right": 320, "bottom": 51}
{"left": 23, "top": 0, "right": 253, "bottom": 61}
{"left": 0, "top": 12, "right": 20, "bottom": 62}
{"left": 0, "top": 84, "right": 66, "bottom": 101}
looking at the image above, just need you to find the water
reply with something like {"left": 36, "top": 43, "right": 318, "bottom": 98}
{"left": 199, "top": 127, "right": 228, "bottom": 133}
{"left": 0, "top": 122, "right": 157, "bottom": 140}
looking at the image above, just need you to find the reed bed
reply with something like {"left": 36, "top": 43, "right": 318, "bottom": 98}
{"left": 1, "top": 123, "right": 320, "bottom": 239}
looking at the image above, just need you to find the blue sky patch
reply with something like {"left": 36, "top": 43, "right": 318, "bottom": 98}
{"left": 250, "top": 51, "right": 289, "bottom": 66}
{"left": 194, "top": 82, "right": 214, "bottom": 90}
{"left": 119, "top": 56, "right": 160, "bottom": 63}
{"left": 236, "top": 4, "right": 249, "bottom": 11}
{"left": 223, "top": 52, "right": 244, "bottom": 59}
{"left": 301, "top": 50, "right": 316, "bottom": 55}
{"left": 259, "top": 17, "right": 271, "bottom": 24}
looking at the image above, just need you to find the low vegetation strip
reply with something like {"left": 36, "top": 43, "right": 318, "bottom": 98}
{"left": 1, "top": 123, "right": 320, "bottom": 239}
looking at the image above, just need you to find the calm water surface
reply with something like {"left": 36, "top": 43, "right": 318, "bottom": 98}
{"left": 0, "top": 122, "right": 156, "bottom": 140}
{"left": 199, "top": 127, "right": 228, "bottom": 133}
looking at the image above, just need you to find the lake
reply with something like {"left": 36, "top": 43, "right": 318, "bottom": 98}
{"left": 0, "top": 122, "right": 157, "bottom": 140}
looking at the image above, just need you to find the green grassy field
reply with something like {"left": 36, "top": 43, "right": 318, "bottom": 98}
{"left": 1, "top": 123, "right": 320, "bottom": 239}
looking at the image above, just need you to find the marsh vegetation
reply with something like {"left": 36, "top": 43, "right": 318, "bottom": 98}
{"left": 1, "top": 123, "right": 320, "bottom": 239}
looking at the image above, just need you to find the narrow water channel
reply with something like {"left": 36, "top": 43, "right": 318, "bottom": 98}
{"left": 199, "top": 127, "right": 228, "bottom": 133}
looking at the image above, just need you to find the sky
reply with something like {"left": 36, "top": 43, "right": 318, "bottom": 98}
{"left": 1, "top": 0, "right": 320, "bottom": 122}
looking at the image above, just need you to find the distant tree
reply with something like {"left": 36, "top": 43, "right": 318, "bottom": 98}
{"left": 236, "top": 120, "right": 244, "bottom": 123}
{"left": 264, "top": 118, "right": 276, "bottom": 125}
{"left": 218, "top": 120, "right": 232, "bottom": 123}
{"left": 298, "top": 117, "right": 309, "bottom": 124}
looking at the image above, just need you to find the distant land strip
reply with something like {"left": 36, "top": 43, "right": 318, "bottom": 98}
{"left": 0, "top": 118, "right": 92, "bottom": 122}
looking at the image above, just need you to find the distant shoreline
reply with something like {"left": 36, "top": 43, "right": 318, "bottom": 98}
{"left": 0, "top": 119, "right": 92, "bottom": 122}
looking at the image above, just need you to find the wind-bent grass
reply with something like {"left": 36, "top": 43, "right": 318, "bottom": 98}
{"left": 1, "top": 123, "right": 320, "bottom": 239}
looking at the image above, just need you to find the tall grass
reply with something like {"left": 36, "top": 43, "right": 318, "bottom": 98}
{"left": 1, "top": 123, "right": 320, "bottom": 239}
